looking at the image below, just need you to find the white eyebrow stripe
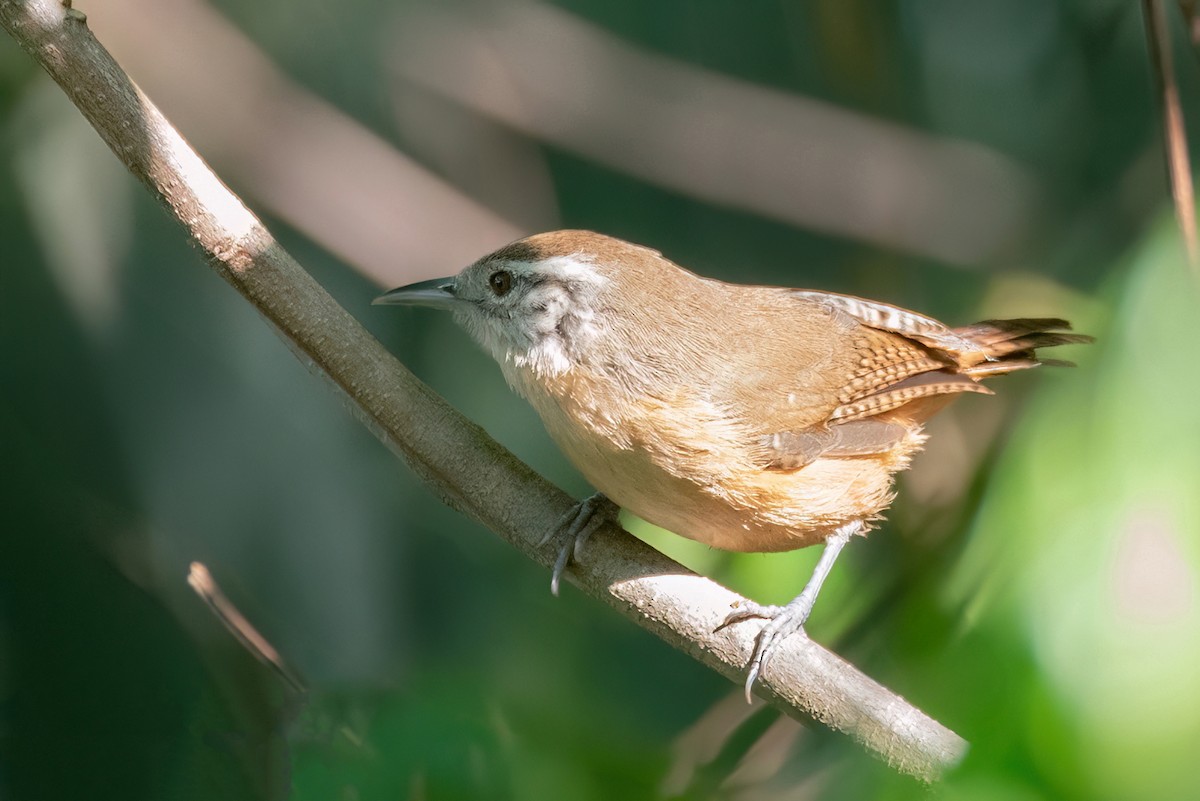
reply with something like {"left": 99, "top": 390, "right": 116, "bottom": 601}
{"left": 506, "top": 255, "right": 609, "bottom": 288}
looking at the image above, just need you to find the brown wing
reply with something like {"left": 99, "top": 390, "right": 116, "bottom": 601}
{"left": 752, "top": 293, "right": 1089, "bottom": 470}
{"left": 791, "top": 290, "right": 991, "bottom": 363}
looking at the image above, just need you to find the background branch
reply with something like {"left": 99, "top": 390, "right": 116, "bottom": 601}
{"left": 387, "top": 2, "right": 1042, "bottom": 268}
{"left": 1142, "top": 0, "right": 1199, "bottom": 273}
{"left": 86, "top": 0, "right": 526, "bottom": 286}
{"left": 1179, "top": 0, "right": 1199, "bottom": 57}
{"left": 1, "top": 0, "right": 966, "bottom": 780}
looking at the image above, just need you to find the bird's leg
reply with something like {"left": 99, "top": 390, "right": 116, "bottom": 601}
{"left": 539, "top": 492, "right": 620, "bottom": 596}
{"left": 717, "top": 520, "right": 862, "bottom": 701}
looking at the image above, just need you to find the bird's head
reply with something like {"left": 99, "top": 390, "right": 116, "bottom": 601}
{"left": 376, "top": 230, "right": 666, "bottom": 377}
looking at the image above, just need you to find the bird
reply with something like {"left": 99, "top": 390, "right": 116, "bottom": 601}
{"left": 375, "top": 230, "right": 1091, "bottom": 698}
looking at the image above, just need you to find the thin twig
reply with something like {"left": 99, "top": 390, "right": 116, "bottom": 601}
{"left": 188, "top": 562, "right": 306, "bottom": 694}
{"left": 1143, "top": 0, "right": 1200, "bottom": 273}
{"left": 0, "top": 0, "right": 967, "bottom": 780}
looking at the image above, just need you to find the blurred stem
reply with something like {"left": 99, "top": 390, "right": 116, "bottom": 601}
{"left": 1179, "top": 1, "right": 1199, "bottom": 57}
{"left": 0, "top": 0, "right": 966, "bottom": 780}
{"left": 1142, "top": 0, "right": 1199, "bottom": 273}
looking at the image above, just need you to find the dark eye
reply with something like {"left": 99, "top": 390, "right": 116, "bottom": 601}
{"left": 488, "top": 270, "right": 513, "bottom": 296}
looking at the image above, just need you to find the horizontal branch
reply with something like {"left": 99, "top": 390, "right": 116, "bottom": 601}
{"left": 0, "top": 0, "right": 967, "bottom": 780}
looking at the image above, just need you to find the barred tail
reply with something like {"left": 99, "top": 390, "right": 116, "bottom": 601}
{"left": 953, "top": 318, "right": 1093, "bottom": 377}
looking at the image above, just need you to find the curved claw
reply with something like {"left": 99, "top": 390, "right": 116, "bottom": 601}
{"left": 716, "top": 521, "right": 861, "bottom": 701}
{"left": 716, "top": 602, "right": 807, "bottom": 702}
{"left": 740, "top": 611, "right": 811, "bottom": 703}
{"left": 542, "top": 493, "right": 620, "bottom": 596}
{"left": 715, "top": 602, "right": 793, "bottom": 703}
{"left": 550, "top": 541, "right": 572, "bottom": 597}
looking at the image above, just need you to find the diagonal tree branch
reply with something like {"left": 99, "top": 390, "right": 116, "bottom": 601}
{"left": 1, "top": 0, "right": 967, "bottom": 780}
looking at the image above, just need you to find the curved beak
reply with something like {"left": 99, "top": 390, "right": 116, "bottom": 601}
{"left": 372, "top": 277, "right": 458, "bottom": 309}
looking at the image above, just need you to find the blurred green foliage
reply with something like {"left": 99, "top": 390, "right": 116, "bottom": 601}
{"left": 2, "top": 1, "right": 1198, "bottom": 799}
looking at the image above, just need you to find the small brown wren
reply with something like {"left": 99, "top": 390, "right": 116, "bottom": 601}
{"left": 376, "top": 230, "right": 1090, "bottom": 697}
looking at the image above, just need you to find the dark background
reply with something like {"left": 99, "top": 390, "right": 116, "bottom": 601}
{"left": 2, "top": 0, "right": 1199, "bottom": 799}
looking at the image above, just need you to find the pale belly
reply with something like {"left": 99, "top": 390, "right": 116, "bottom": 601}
{"left": 508, "top": 364, "right": 914, "bottom": 552}
{"left": 543, "top": 412, "right": 901, "bottom": 552}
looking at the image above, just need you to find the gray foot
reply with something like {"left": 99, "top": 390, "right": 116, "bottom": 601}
{"left": 718, "top": 595, "right": 816, "bottom": 703}
{"left": 716, "top": 521, "right": 860, "bottom": 701}
{"left": 540, "top": 493, "right": 620, "bottom": 596}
